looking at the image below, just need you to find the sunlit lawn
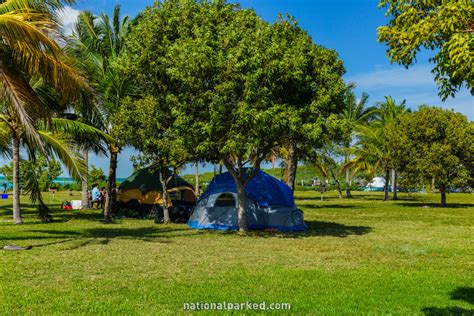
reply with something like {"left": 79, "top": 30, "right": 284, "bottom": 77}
{"left": 0, "top": 190, "right": 473, "bottom": 315}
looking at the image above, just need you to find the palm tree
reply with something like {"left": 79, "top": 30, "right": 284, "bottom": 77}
{"left": 68, "top": 5, "right": 135, "bottom": 222}
{"left": 1, "top": 90, "right": 110, "bottom": 222}
{"left": 374, "top": 96, "right": 409, "bottom": 200}
{"left": 346, "top": 124, "right": 393, "bottom": 201}
{"left": 345, "top": 96, "right": 408, "bottom": 201}
{"left": 0, "top": 0, "right": 89, "bottom": 223}
{"left": 341, "top": 89, "right": 376, "bottom": 198}
{"left": 311, "top": 144, "right": 344, "bottom": 199}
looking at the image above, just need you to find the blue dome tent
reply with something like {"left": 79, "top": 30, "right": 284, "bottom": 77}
{"left": 188, "top": 169, "right": 307, "bottom": 231}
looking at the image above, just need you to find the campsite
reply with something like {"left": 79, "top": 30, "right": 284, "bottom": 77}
{"left": 0, "top": 0, "right": 473, "bottom": 314}
{"left": 1, "top": 189, "right": 473, "bottom": 314}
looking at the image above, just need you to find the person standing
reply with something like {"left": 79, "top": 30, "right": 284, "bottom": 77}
{"left": 99, "top": 187, "right": 107, "bottom": 210}
{"left": 2, "top": 182, "right": 7, "bottom": 194}
{"left": 91, "top": 184, "right": 100, "bottom": 209}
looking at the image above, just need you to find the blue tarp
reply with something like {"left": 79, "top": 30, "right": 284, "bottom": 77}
{"left": 199, "top": 169, "right": 295, "bottom": 207}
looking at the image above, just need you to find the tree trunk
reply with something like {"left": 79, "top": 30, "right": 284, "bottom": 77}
{"left": 219, "top": 161, "right": 223, "bottom": 175}
{"left": 223, "top": 159, "right": 248, "bottom": 232}
{"left": 158, "top": 171, "right": 170, "bottom": 223}
{"left": 330, "top": 170, "right": 343, "bottom": 199}
{"left": 194, "top": 162, "right": 199, "bottom": 197}
{"left": 104, "top": 144, "right": 119, "bottom": 223}
{"left": 383, "top": 169, "right": 390, "bottom": 201}
{"left": 391, "top": 169, "right": 398, "bottom": 200}
{"left": 431, "top": 177, "right": 436, "bottom": 194}
{"left": 345, "top": 169, "right": 352, "bottom": 198}
{"left": 285, "top": 140, "right": 297, "bottom": 191}
{"left": 344, "top": 153, "right": 352, "bottom": 198}
{"left": 81, "top": 147, "right": 89, "bottom": 209}
{"left": 440, "top": 184, "right": 447, "bottom": 207}
{"left": 12, "top": 134, "right": 22, "bottom": 224}
{"left": 235, "top": 180, "right": 248, "bottom": 232}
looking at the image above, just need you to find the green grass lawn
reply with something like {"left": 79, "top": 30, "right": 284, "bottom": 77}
{"left": 0, "top": 191, "right": 473, "bottom": 315}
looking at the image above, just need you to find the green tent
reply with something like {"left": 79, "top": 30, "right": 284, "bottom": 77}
{"left": 119, "top": 167, "right": 192, "bottom": 193}
{"left": 118, "top": 167, "right": 196, "bottom": 207}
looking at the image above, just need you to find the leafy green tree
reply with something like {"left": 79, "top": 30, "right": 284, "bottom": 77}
{"left": 89, "top": 164, "right": 106, "bottom": 186}
{"left": 377, "top": 0, "right": 474, "bottom": 99}
{"left": 267, "top": 16, "right": 346, "bottom": 191}
{"left": 386, "top": 107, "right": 473, "bottom": 206}
{"left": 114, "top": 96, "right": 189, "bottom": 223}
{"left": 123, "top": 0, "right": 326, "bottom": 231}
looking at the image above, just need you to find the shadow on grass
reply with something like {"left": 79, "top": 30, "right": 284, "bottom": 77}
{"left": 299, "top": 204, "right": 363, "bottom": 210}
{"left": 422, "top": 287, "right": 474, "bottom": 315}
{"left": 397, "top": 202, "right": 473, "bottom": 209}
{"left": 422, "top": 306, "right": 474, "bottom": 315}
{"left": 2, "top": 226, "right": 202, "bottom": 250}
{"left": 451, "top": 287, "right": 474, "bottom": 305}
{"left": 246, "top": 220, "right": 372, "bottom": 239}
{"left": 306, "top": 220, "right": 371, "bottom": 237}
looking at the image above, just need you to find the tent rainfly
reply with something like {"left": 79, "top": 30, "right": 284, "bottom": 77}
{"left": 118, "top": 167, "right": 196, "bottom": 221}
{"left": 188, "top": 169, "right": 307, "bottom": 232}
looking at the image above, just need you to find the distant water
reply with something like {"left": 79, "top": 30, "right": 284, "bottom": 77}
{"left": 0, "top": 176, "right": 126, "bottom": 188}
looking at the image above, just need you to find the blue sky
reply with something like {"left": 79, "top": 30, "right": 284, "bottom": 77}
{"left": 55, "top": 0, "right": 473, "bottom": 177}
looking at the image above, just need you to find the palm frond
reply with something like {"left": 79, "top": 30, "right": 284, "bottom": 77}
{"left": 12, "top": 46, "right": 90, "bottom": 102}
{"left": 46, "top": 117, "right": 111, "bottom": 154}
{"left": 0, "top": 11, "right": 60, "bottom": 54}
{"left": 49, "top": 118, "right": 112, "bottom": 142}
{"left": 0, "top": 65, "right": 44, "bottom": 147}
{"left": 0, "top": 120, "right": 12, "bottom": 157}
{"left": 37, "top": 130, "right": 87, "bottom": 181}
{"left": 0, "top": 0, "right": 75, "bottom": 14}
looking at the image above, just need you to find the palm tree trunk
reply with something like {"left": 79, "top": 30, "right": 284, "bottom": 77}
{"left": 194, "top": 162, "right": 199, "bottom": 197}
{"left": 383, "top": 169, "right": 390, "bottom": 201}
{"left": 440, "top": 184, "right": 447, "bottom": 207}
{"left": 391, "top": 169, "right": 398, "bottom": 200}
{"left": 345, "top": 169, "right": 352, "bottom": 197}
{"left": 104, "top": 144, "right": 119, "bottom": 223}
{"left": 344, "top": 151, "right": 352, "bottom": 198}
{"left": 285, "top": 140, "right": 297, "bottom": 191}
{"left": 12, "top": 134, "right": 22, "bottom": 224}
{"left": 330, "top": 169, "right": 343, "bottom": 199}
{"left": 81, "top": 147, "right": 89, "bottom": 209}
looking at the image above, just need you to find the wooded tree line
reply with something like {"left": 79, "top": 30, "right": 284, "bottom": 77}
{"left": 0, "top": 0, "right": 472, "bottom": 229}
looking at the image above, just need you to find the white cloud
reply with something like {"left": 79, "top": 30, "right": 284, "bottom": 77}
{"left": 346, "top": 64, "right": 474, "bottom": 119}
{"left": 58, "top": 6, "right": 80, "bottom": 36}
{"left": 406, "top": 90, "right": 473, "bottom": 119}
{"left": 346, "top": 64, "right": 435, "bottom": 90}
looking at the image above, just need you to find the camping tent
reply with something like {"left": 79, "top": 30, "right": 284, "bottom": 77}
{"left": 188, "top": 169, "right": 307, "bottom": 231}
{"left": 364, "top": 176, "right": 389, "bottom": 192}
{"left": 117, "top": 167, "right": 196, "bottom": 220}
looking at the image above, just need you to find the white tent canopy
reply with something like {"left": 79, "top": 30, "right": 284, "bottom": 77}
{"left": 364, "top": 177, "right": 389, "bottom": 191}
